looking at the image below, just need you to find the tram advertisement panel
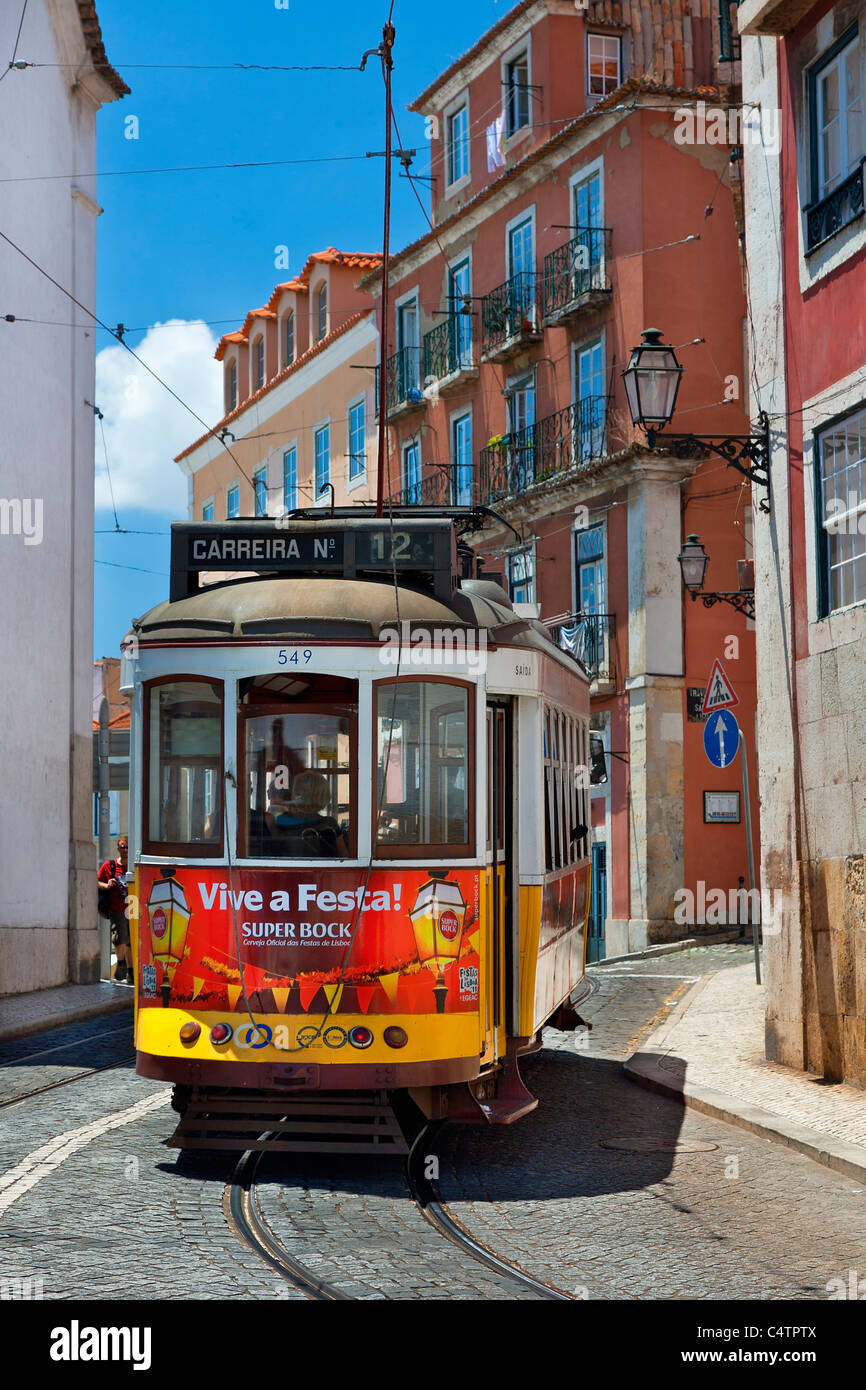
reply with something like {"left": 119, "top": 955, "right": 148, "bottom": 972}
{"left": 136, "top": 865, "right": 481, "bottom": 1016}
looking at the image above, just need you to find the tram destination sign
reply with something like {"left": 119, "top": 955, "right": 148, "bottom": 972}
{"left": 169, "top": 518, "right": 457, "bottom": 603}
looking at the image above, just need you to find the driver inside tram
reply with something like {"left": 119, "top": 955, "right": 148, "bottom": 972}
{"left": 267, "top": 770, "right": 348, "bottom": 857}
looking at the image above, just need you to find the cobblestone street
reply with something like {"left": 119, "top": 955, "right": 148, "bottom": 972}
{"left": 1, "top": 944, "right": 864, "bottom": 1303}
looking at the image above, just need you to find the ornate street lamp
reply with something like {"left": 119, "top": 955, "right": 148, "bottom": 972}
{"left": 623, "top": 328, "right": 771, "bottom": 506}
{"left": 622, "top": 328, "right": 684, "bottom": 428}
{"left": 677, "top": 533, "right": 755, "bottom": 620}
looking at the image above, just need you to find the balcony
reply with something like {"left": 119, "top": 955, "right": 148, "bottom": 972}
{"left": 386, "top": 465, "right": 473, "bottom": 509}
{"left": 375, "top": 345, "right": 426, "bottom": 420}
{"left": 422, "top": 317, "right": 478, "bottom": 393}
{"left": 477, "top": 396, "right": 608, "bottom": 506}
{"left": 542, "top": 228, "right": 612, "bottom": 326}
{"left": 718, "top": 0, "right": 741, "bottom": 61}
{"left": 481, "top": 272, "right": 542, "bottom": 363}
{"left": 805, "top": 161, "right": 865, "bottom": 255}
{"left": 550, "top": 612, "right": 616, "bottom": 694}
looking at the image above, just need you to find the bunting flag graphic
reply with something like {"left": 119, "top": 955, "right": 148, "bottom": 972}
{"left": 322, "top": 983, "right": 344, "bottom": 1015}
{"left": 190, "top": 978, "right": 205, "bottom": 1001}
{"left": 354, "top": 985, "right": 377, "bottom": 1014}
{"left": 298, "top": 981, "right": 321, "bottom": 1012}
{"left": 378, "top": 971, "right": 400, "bottom": 1005}
{"left": 271, "top": 986, "right": 291, "bottom": 1013}
{"left": 227, "top": 984, "right": 243, "bottom": 1010}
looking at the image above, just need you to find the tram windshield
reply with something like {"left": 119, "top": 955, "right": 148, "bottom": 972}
{"left": 375, "top": 680, "right": 472, "bottom": 855}
{"left": 145, "top": 679, "right": 223, "bottom": 854}
{"left": 240, "top": 674, "right": 357, "bottom": 858}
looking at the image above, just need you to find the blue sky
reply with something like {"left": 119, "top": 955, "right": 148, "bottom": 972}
{"left": 92, "top": 0, "right": 511, "bottom": 655}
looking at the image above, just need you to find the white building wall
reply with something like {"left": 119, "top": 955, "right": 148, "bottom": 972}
{"left": 0, "top": 1, "right": 124, "bottom": 993}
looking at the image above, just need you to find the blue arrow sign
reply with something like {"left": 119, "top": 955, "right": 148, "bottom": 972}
{"left": 703, "top": 709, "right": 740, "bottom": 769}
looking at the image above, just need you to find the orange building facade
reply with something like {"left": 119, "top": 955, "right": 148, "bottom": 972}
{"left": 178, "top": 249, "right": 382, "bottom": 520}
{"left": 367, "top": 0, "right": 760, "bottom": 957}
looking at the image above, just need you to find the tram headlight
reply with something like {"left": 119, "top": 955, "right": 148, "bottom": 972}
{"left": 348, "top": 1026, "right": 373, "bottom": 1049}
{"left": 210, "top": 1022, "right": 233, "bottom": 1045}
{"left": 383, "top": 1026, "right": 408, "bottom": 1049}
{"left": 179, "top": 1022, "right": 201, "bottom": 1044}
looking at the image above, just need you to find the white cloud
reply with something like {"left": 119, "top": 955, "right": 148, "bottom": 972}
{"left": 94, "top": 320, "right": 222, "bottom": 515}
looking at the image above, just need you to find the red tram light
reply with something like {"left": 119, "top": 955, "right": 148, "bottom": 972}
{"left": 383, "top": 1026, "right": 408, "bottom": 1049}
{"left": 179, "top": 1022, "right": 201, "bottom": 1044}
{"left": 210, "top": 1023, "right": 233, "bottom": 1045}
{"left": 348, "top": 1026, "right": 373, "bottom": 1049}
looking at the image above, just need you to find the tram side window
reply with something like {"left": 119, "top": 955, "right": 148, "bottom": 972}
{"left": 375, "top": 681, "right": 473, "bottom": 855}
{"left": 145, "top": 679, "right": 223, "bottom": 854}
{"left": 240, "top": 674, "right": 357, "bottom": 859}
{"left": 543, "top": 705, "right": 589, "bottom": 872}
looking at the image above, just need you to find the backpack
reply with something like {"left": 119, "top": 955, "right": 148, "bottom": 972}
{"left": 98, "top": 860, "right": 116, "bottom": 919}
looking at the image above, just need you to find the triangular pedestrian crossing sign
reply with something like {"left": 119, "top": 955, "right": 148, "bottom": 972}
{"left": 703, "top": 658, "right": 739, "bottom": 714}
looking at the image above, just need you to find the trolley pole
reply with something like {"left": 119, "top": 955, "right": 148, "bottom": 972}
{"left": 739, "top": 728, "right": 761, "bottom": 985}
{"left": 375, "top": 20, "right": 395, "bottom": 517}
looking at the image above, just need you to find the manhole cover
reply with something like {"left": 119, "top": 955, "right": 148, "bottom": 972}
{"left": 598, "top": 1138, "right": 718, "bottom": 1153}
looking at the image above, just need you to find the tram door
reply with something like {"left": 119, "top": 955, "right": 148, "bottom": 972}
{"left": 485, "top": 703, "right": 512, "bottom": 1060}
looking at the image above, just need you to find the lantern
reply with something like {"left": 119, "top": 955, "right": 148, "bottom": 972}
{"left": 147, "top": 866, "right": 192, "bottom": 1007}
{"left": 409, "top": 870, "right": 468, "bottom": 1014}
{"left": 678, "top": 534, "right": 710, "bottom": 594}
{"left": 622, "top": 328, "right": 683, "bottom": 430}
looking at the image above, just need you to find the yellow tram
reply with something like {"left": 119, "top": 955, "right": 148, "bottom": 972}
{"left": 122, "top": 509, "right": 591, "bottom": 1148}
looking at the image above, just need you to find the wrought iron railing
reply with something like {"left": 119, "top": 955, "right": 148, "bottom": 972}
{"left": 477, "top": 396, "right": 608, "bottom": 505}
{"left": 806, "top": 161, "right": 866, "bottom": 253}
{"left": 552, "top": 612, "right": 616, "bottom": 685}
{"left": 481, "top": 271, "right": 540, "bottom": 356}
{"left": 386, "top": 467, "right": 472, "bottom": 508}
{"left": 375, "top": 345, "right": 423, "bottom": 416}
{"left": 718, "top": 0, "right": 741, "bottom": 63}
{"left": 422, "top": 316, "right": 475, "bottom": 384}
{"left": 543, "top": 227, "right": 611, "bottom": 317}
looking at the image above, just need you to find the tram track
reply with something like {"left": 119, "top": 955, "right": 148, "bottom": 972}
{"left": 406, "top": 1122, "right": 574, "bottom": 1301}
{"left": 0, "top": 1024, "right": 136, "bottom": 1109}
{"left": 224, "top": 1116, "right": 574, "bottom": 1301}
{"left": 225, "top": 1145, "right": 351, "bottom": 1301}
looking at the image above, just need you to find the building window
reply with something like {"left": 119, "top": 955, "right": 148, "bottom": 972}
{"left": 402, "top": 440, "right": 421, "bottom": 504}
{"left": 449, "top": 258, "right": 472, "bottom": 369}
{"left": 283, "top": 446, "right": 298, "bottom": 512}
{"left": 447, "top": 102, "right": 469, "bottom": 186}
{"left": 284, "top": 312, "right": 295, "bottom": 367}
{"left": 587, "top": 34, "right": 621, "bottom": 98}
{"left": 575, "top": 338, "right": 606, "bottom": 461}
{"left": 253, "top": 337, "right": 265, "bottom": 391}
{"left": 817, "top": 404, "right": 866, "bottom": 613}
{"left": 576, "top": 523, "right": 606, "bottom": 614}
{"left": 315, "top": 423, "right": 330, "bottom": 497}
{"left": 317, "top": 282, "right": 328, "bottom": 341}
{"left": 452, "top": 412, "right": 472, "bottom": 506}
{"left": 348, "top": 400, "right": 366, "bottom": 480}
{"left": 507, "top": 546, "right": 535, "bottom": 604}
{"left": 202, "top": 500, "right": 214, "bottom": 522}
{"left": 227, "top": 483, "right": 240, "bottom": 519}
{"left": 505, "top": 50, "right": 530, "bottom": 138}
{"left": 228, "top": 359, "right": 238, "bottom": 412}
{"left": 812, "top": 31, "right": 862, "bottom": 202}
{"left": 253, "top": 466, "right": 267, "bottom": 517}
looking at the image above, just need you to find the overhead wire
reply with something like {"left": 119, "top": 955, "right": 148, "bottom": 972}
{"left": 0, "top": 0, "right": 29, "bottom": 85}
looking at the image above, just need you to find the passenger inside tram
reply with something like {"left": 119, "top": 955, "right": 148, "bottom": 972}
{"left": 266, "top": 771, "right": 348, "bottom": 857}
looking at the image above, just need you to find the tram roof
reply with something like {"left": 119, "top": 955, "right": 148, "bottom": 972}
{"left": 126, "top": 575, "right": 581, "bottom": 671}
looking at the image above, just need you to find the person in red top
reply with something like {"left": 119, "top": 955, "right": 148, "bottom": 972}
{"left": 98, "top": 837, "right": 132, "bottom": 985}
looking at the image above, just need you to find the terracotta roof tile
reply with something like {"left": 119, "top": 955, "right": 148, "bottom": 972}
{"left": 177, "top": 308, "right": 375, "bottom": 462}
{"left": 76, "top": 2, "right": 129, "bottom": 98}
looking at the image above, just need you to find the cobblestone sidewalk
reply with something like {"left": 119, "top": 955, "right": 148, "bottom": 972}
{"left": 626, "top": 961, "right": 866, "bottom": 1181}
